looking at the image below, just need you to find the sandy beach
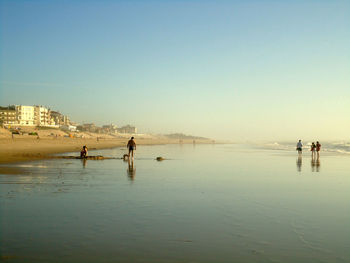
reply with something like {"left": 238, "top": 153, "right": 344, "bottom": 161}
{"left": 0, "top": 131, "right": 212, "bottom": 164}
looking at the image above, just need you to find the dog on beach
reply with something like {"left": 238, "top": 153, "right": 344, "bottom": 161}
{"left": 123, "top": 154, "right": 129, "bottom": 161}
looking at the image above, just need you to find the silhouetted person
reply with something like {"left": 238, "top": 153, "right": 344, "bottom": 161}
{"left": 80, "top": 145, "right": 88, "bottom": 158}
{"left": 316, "top": 141, "right": 321, "bottom": 159}
{"left": 127, "top": 137, "right": 136, "bottom": 159}
{"left": 296, "top": 140, "right": 303, "bottom": 155}
{"left": 311, "top": 142, "right": 316, "bottom": 159}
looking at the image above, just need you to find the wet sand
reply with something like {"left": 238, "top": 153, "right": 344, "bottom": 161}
{"left": 0, "top": 137, "right": 212, "bottom": 164}
{"left": 1, "top": 144, "right": 349, "bottom": 262}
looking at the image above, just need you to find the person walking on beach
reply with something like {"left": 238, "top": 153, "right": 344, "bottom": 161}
{"left": 316, "top": 141, "right": 321, "bottom": 159}
{"left": 311, "top": 142, "right": 316, "bottom": 159}
{"left": 296, "top": 140, "right": 303, "bottom": 154}
{"left": 127, "top": 137, "right": 136, "bottom": 159}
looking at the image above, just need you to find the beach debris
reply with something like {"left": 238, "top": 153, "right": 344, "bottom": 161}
{"left": 123, "top": 154, "right": 129, "bottom": 161}
{"left": 156, "top": 157, "right": 165, "bottom": 161}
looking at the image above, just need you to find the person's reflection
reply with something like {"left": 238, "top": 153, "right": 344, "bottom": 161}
{"left": 311, "top": 155, "right": 320, "bottom": 172}
{"left": 316, "top": 157, "right": 321, "bottom": 172}
{"left": 82, "top": 158, "right": 87, "bottom": 168}
{"left": 311, "top": 158, "right": 316, "bottom": 172}
{"left": 296, "top": 155, "right": 302, "bottom": 172}
{"left": 127, "top": 158, "right": 136, "bottom": 180}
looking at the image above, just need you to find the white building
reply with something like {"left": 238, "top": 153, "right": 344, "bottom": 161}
{"left": 60, "top": 124, "right": 77, "bottom": 132}
{"left": 13, "top": 105, "right": 58, "bottom": 127}
{"left": 34, "top": 106, "right": 51, "bottom": 126}
{"left": 16, "top": 105, "right": 35, "bottom": 126}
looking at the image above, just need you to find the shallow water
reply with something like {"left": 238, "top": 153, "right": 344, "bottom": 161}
{"left": 1, "top": 144, "right": 349, "bottom": 263}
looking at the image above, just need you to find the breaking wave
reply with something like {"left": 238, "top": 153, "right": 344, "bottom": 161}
{"left": 258, "top": 141, "right": 350, "bottom": 155}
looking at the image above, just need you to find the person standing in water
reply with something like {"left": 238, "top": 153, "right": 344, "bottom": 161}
{"left": 127, "top": 137, "right": 136, "bottom": 159}
{"left": 316, "top": 141, "right": 321, "bottom": 159}
{"left": 296, "top": 140, "right": 303, "bottom": 154}
{"left": 311, "top": 142, "right": 316, "bottom": 159}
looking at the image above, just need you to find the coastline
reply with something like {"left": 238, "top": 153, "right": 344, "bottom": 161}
{"left": 0, "top": 137, "right": 214, "bottom": 165}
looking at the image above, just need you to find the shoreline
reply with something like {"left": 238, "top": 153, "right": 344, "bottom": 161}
{"left": 0, "top": 137, "right": 214, "bottom": 165}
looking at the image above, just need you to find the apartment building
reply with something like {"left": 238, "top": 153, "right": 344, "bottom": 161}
{"left": 34, "top": 106, "right": 51, "bottom": 126}
{"left": 16, "top": 105, "right": 36, "bottom": 126}
{"left": 1, "top": 105, "right": 63, "bottom": 127}
{"left": 77, "top": 123, "right": 97, "bottom": 132}
{"left": 50, "top": 111, "right": 70, "bottom": 126}
{"left": 0, "top": 106, "right": 17, "bottom": 125}
{"left": 102, "top": 124, "right": 118, "bottom": 133}
{"left": 117, "top": 125, "right": 137, "bottom": 134}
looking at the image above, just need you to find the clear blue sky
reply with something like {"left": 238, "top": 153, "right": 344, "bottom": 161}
{"left": 1, "top": 0, "right": 349, "bottom": 140}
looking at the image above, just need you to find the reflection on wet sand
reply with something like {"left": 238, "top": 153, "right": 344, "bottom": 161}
{"left": 81, "top": 158, "right": 87, "bottom": 168}
{"left": 296, "top": 156, "right": 302, "bottom": 172}
{"left": 311, "top": 156, "right": 321, "bottom": 172}
{"left": 127, "top": 159, "right": 136, "bottom": 180}
{"left": 2, "top": 145, "right": 349, "bottom": 263}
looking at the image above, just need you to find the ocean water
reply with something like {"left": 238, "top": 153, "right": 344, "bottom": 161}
{"left": 258, "top": 141, "right": 350, "bottom": 155}
{"left": 0, "top": 144, "right": 349, "bottom": 263}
